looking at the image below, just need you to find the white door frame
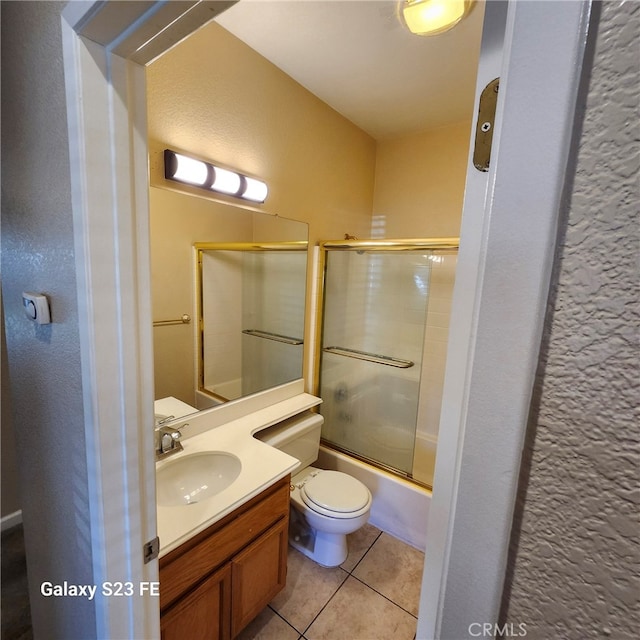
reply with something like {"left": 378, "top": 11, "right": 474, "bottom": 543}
{"left": 418, "top": 0, "right": 592, "bottom": 637}
{"left": 60, "top": 1, "right": 592, "bottom": 638}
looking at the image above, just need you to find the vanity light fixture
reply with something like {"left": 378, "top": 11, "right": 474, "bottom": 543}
{"left": 166, "top": 152, "right": 210, "bottom": 187}
{"left": 400, "top": 0, "right": 474, "bottom": 36}
{"left": 242, "top": 176, "right": 269, "bottom": 203}
{"left": 211, "top": 166, "right": 242, "bottom": 195}
{"left": 164, "top": 149, "right": 269, "bottom": 203}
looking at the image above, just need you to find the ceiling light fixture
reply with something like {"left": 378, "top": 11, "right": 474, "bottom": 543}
{"left": 400, "top": 0, "right": 474, "bottom": 36}
{"left": 164, "top": 149, "right": 268, "bottom": 203}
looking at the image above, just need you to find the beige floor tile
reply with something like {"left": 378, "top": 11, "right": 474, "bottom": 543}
{"left": 340, "top": 523, "right": 381, "bottom": 573}
{"left": 270, "top": 547, "right": 348, "bottom": 633}
{"left": 235, "top": 606, "right": 299, "bottom": 640}
{"left": 305, "top": 576, "right": 417, "bottom": 640}
{"left": 352, "top": 532, "right": 424, "bottom": 615}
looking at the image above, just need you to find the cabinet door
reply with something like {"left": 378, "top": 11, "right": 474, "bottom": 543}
{"left": 161, "top": 564, "right": 231, "bottom": 640}
{"left": 230, "top": 518, "right": 288, "bottom": 637}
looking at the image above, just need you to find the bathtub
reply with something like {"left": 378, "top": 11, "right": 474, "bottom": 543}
{"left": 316, "top": 444, "right": 430, "bottom": 551}
{"left": 195, "top": 389, "right": 225, "bottom": 410}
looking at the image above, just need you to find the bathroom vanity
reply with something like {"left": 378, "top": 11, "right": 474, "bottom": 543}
{"left": 159, "top": 476, "right": 290, "bottom": 639}
{"left": 155, "top": 383, "right": 322, "bottom": 639}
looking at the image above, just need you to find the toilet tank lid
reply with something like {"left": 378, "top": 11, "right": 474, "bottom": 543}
{"left": 254, "top": 411, "right": 323, "bottom": 448}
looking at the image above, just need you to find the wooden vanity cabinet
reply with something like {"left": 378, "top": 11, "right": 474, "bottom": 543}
{"left": 159, "top": 476, "right": 290, "bottom": 640}
{"left": 160, "top": 564, "right": 231, "bottom": 640}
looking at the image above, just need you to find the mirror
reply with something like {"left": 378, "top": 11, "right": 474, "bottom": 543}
{"left": 150, "top": 186, "right": 308, "bottom": 417}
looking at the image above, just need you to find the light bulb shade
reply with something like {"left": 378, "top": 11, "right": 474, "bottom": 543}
{"left": 402, "top": 0, "right": 473, "bottom": 36}
{"left": 241, "top": 177, "right": 269, "bottom": 203}
{"left": 211, "top": 166, "right": 242, "bottom": 195}
{"left": 164, "top": 149, "right": 268, "bottom": 203}
{"left": 165, "top": 151, "right": 210, "bottom": 186}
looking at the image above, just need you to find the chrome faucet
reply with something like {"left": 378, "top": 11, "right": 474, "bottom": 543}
{"left": 155, "top": 425, "right": 185, "bottom": 460}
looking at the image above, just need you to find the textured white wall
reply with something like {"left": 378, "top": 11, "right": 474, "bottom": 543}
{"left": 1, "top": 2, "right": 96, "bottom": 637}
{"left": 501, "top": 3, "right": 640, "bottom": 638}
{"left": 1, "top": 294, "right": 21, "bottom": 519}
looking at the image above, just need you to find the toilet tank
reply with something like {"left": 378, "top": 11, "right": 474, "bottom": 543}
{"left": 255, "top": 411, "right": 323, "bottom": 469}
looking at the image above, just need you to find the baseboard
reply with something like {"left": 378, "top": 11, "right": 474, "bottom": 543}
{"left": 1, "top": 509, "right": 23, "bottom": 532}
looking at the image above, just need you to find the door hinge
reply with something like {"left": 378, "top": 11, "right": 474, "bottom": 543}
{"left": 473, "top": 78, "right": 500, "bottom": 172}
{"left": 143, "top": 536, "right": 160, "bottom": 564}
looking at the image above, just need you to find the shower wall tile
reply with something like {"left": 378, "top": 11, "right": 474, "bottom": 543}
{"left": 423, "top": 339, "right": 448, "bottom": 358}
{"left": 424, "top": 326, "right": 450, "bottom": 344}
{"left": 428, "top": 282, "right": 455, "bottom": 300}
{"left": 202, "top": 253, "right": 242, "bottom": 388}
{"left": 425, "top": 295, "right": 453, "bottom": 314}
{"left": 416, "top": 253, "right": 456, "bottom": 452}
{"left": 422, "top": 367, "right": 445, "bottom": 388}
{"left": 412, "top": 435, "right": 438, "bottom": 487}
{"left": 426, "top": 310, "right": 453, "bottom": 329}
{"left": 323, "top": 252, "right": 430, "bottom": 365}
{"left": 429, "top": 255, "right": 457, "bottom": 282}
{"left": 248, "top": 252, "right": 306, "bottom": 337}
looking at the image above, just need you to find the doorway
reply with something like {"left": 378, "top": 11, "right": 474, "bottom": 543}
{"left": 59, "top": 1, "right": 592, "bottom": 638}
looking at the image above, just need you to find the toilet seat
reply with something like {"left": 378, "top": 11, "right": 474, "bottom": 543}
{"left": 300, "top": 470, "right": 371, "bottom": 519}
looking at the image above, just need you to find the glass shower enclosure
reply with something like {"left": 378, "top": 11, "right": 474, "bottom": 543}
{"left": 196, "top": 242, "right": 307, "bottom": 403}
{"left": 316, "top": 238, "right": 459, "bottom": 487}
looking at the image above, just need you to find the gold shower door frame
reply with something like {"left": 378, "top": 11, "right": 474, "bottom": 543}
{"left": 314, "top": 237, "right": 460, "bottom": 487}
{"left": 195, "top": 241, "right": 308, "bottom": 403}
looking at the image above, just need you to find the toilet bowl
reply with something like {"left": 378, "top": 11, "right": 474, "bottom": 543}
{"left": 289, "top": 466, "right": 372, "bottom": 566}
{"left": 255, "top": 412, "right": 372, "bottom": 567}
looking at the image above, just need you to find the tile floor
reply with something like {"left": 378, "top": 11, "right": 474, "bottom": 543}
{"left": 238, "top": 523, "right": 425, "bottom": 640}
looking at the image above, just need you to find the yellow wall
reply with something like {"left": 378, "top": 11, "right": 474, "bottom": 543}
{"left": 146, "top": 21, "right": 377, "bottom": 245}
{"left": 372, "top": 121, "right": 472, "bottom": 238}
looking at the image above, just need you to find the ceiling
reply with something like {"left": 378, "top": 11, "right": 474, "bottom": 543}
{"left": 215, "top": 0, "right": 485, "bottom": 140}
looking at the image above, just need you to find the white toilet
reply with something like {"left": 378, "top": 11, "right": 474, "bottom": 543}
{"left": 256, "top": 411, "right": 372, "bottom": 567}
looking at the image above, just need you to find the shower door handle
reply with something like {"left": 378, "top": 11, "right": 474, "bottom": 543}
{"left": 323, "top": 346, "right": 414, "bottom": 368}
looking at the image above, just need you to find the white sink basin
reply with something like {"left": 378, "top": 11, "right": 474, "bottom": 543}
{"left": 157, "top": 452, "right": 242, "bottom": 507}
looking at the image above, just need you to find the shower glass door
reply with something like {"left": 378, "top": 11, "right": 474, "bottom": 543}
{"left": 197, "top": 243, "right": 307, "bottom": 402}
{"left": 318, "top": 246, "right": 434, "bottom": 476}
{"left": 240, "top": 250, "right": 306, "bottom": 396}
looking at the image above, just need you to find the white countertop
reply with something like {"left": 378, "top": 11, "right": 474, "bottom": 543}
{"left": 156, "top": 392, "right": 321, "bottom": 557}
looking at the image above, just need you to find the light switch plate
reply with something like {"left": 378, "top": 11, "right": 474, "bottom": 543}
{"left": 22, "top": 292, "right": 51, "bottom": 325}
